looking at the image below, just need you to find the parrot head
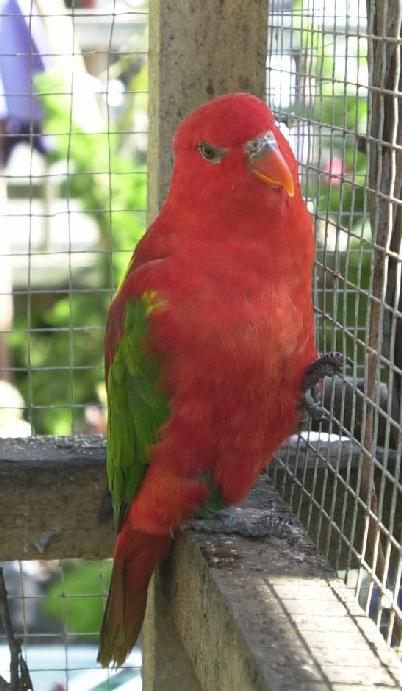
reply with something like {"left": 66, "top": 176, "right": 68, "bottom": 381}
{"left": 170, "top": 92, "right": 298, "bottom": 220}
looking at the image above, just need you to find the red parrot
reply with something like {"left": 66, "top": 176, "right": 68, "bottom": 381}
{"left": 98, "top": 92, "right": 318, "bottom": 666}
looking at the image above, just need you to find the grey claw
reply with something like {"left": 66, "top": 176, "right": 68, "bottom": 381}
{"left": 301, "top": 389, "right": 329, "bottom": 422}
{"left": 304, "top": 352, "right": 351, "bottom": 391}
{"left": 301, "top": 352, "right": 352, "bottom": 421}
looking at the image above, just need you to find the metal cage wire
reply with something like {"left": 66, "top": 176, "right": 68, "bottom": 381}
{"left": 0, "top": 0, "right": 401, "bottom": 685}
{"left": 267, "top": 0, "right": 402, "bottom": 650}
{"left": 0, "top": 0, "right": 148, "bottom": 435}
{"left": 0, "top": 1, "right": 147, "bottom": 687}
{"left": 0, "top": 560, "right": 142, "bottom": 688}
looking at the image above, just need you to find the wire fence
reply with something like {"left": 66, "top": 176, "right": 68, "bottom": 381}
{"left": 0, "top": 559, "right": 141, "bottom": 690}
{"left": 0, "top": 0, "right": 148, "bottom": 437}
{"left": 267, "top": 0, "right": 402, "bottom": 650}
{"left": 0, "top": 0, "right": 401, "bottom": 687}
{"left": 0, "top": 1, "right": 147, "bottom": 688}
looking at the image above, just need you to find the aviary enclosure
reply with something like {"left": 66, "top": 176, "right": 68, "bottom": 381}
{"left": 0, "top": 0, "right": 400, "bottom": 688}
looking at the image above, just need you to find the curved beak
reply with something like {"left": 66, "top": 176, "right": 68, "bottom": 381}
{"left": 245, "top": 131, "right": 295, "bottom": 198}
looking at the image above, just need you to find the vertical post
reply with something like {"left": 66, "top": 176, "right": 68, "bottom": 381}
{"left": 362, "top": 0, "right": 402, "bottom": 643}
{"left": 366, "top": 0, "right": 402, "bottom": 445}
{"left": 144, "top": 2, "right": 268, "bottom": 688}
{"left": 142, "top": 573, "right": 201, "bottom": 691}
{"left": 147, "top": 0, "right": 269, "bottom": 223}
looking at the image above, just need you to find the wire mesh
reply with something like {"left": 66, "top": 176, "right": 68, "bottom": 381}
{"left": 0, "top": 559, "right": 141, "bottom": 689}
{"left": 267, "top": 0, "right": 402, "bottom": 650}
{"left": 1, "top": 0, "right": 401, "bottom": 686}
{"left": 0, "top": 0, "right": 148, "bottom": 687}
{"left": 0, "top": 0, "right": 148, "bottom": 437}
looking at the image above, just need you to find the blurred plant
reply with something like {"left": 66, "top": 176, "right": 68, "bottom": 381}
{"left": 288, "top": 2, "right": 370, "bottom": 360}
{"left": 42, "top": 561, "right": 112, "bottom": 636}
{"left": 9, "top": 61, "right": 147, "bottom": 434}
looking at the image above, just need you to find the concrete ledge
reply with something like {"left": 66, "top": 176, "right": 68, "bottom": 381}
{"left": 0, "top": 436, "right": 112, "bottom": 560}
{"left": 0, "top": 435, "right": 394, "bottom": 560}
{"left": 0, "top": 436, "right": 400, "bottom": 687}
{"left": 143, "top": 477, "right": 401, "bottom": 691}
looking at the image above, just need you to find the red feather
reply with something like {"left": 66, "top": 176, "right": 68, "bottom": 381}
{"left": 99, "top": 93, "right": 316, "bottom": 665}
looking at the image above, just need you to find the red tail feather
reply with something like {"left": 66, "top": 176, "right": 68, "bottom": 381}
{"left": 98, "top": 530, "right": 171, "bottom": 667}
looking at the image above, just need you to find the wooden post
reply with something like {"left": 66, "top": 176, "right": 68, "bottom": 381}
{"left": 144, "top": 2, "right": 268, "bottom": 686}
{"left": 360, "top": 0, "right": 402, "bottom": 644}
{"left": 365, "top": 0, "right": 402, "bottom": 444}
{"left": 147, "top": 0, "right": 269, "bottom": 222}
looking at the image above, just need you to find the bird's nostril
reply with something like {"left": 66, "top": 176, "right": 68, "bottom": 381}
{"left": 244, "top": 131, "right": 278, "bottom": 159}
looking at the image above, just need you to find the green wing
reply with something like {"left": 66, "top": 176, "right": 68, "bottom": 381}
{"left": 106, "top": 294, "right": 169, "bottom": 530}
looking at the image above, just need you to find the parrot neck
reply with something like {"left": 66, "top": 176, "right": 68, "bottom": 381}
{"left": 159, "top": 176, "right": 311, "bottom": 263}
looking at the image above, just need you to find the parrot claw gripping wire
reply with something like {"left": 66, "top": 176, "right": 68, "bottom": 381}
{"left": 301, "top": 351, "right": 352, "bottom": 422}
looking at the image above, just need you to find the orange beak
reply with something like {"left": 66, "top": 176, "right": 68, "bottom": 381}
{"left": 246, "top": 131, "right": 295, "bottom": 198}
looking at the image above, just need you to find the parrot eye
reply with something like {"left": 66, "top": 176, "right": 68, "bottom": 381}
{"left": 197, "top": 142, "right": 228, "bottom": 164}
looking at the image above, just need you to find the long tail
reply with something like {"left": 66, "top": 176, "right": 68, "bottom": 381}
{"left": 98, "top": 529, "right": 171, "bottom": 667}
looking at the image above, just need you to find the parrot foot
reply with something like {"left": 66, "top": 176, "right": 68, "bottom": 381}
{"left": 302, "top": 387, "right": 329, "bottom": 422}
{"left": 189, "top": 507, "right": 300, "bottom": 542}
{"left": 304, "top": 351, "right": 352, "bottom": 389}
{"left": 301, "top": 352, "right": 352, "bottom": 422}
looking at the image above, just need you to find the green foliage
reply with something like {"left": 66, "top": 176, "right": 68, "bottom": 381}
{"left": 293, "top": 24, "right": 368, "bottom": 230}
{"left": 288, "top": 6, "right": 370, "bottom": 361}
{"left": 10, "top": 67, "right": 147, "bottom": 434}
{"left": 42, "top": 561, "right": 112, "bottom": 636}
{"left": 36, "top": 70, "right": 147, "bottom": 269}
{"left": 315, "top": 242, "right": 371, "bottom": 362}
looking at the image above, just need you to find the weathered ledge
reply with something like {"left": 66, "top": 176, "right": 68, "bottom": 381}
{"left": 0, "top": 434, "right": 397, "bottom": 560}
{"left": 0, "top": 435, "right": 112, "bottom": 560}
{"left": 142, "top": 478, "right": 401, "bottom": 691}
{"left": 0, "top": 435, "right": 401, "bottom": 688}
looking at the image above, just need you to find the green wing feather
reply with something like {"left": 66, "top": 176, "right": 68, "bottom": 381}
{"left": 107, "top": 293, "right": 169, "bottom": 530}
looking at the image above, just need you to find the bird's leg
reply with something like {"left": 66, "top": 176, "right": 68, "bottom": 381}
{"left": 304, "top": 352, "right": 352, "bottom": 389}
{"left": 188, "top": 353, "right": 352, "bottom": 540}
{"left": 188, "top": 506, "right": 301, "bottom": 541}
{"left": 300, "top": 351, "right": 352, "bottom": 422}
